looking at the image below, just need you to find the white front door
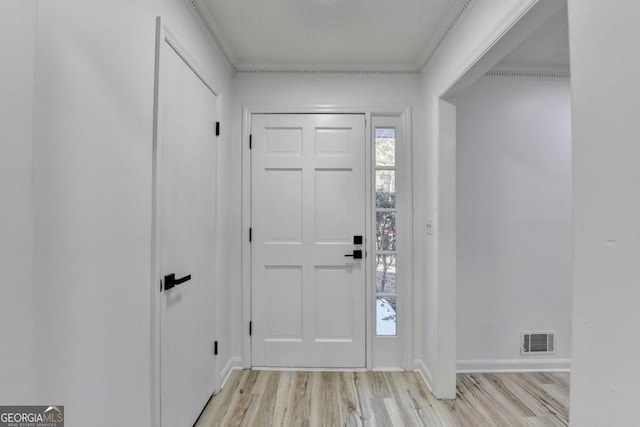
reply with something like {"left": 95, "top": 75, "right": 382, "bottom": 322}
{"left": 155, "top": 26, "right": 218, "bottom": 427}
{"left": 251, "top": 114, "right": 366, "bottom": 368}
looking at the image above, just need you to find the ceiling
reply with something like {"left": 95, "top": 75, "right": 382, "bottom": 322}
{"left": 199, "top": 0, "right": 461, "bottom": 71}
{"left": 493, "top": 6, "right": 570, "bottom": 72}
{"left": 197, "top": 0, "right": 569, "bottom": 73}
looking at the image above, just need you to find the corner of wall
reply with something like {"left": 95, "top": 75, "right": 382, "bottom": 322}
{"left": 413, "top": 359, "right": 434, "bottom": 393}
{"left": 220, "top": 356, "right": 244, "bottom": 391}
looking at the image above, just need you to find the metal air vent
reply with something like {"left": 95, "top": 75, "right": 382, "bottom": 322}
{"left": 521, "top": 331, "right": 555, "bottom": 355}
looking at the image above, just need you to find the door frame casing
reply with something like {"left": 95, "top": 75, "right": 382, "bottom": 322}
{"left": 370, "top": 114, "right": 413, "bottom": 370}
{"left": 151, "top": 17, "right": 223, "bottom": 427}
{"left": 241, "top": 105, "right": 413, "bottom": 371}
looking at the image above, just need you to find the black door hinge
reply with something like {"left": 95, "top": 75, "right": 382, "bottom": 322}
{"left": 249, "top": 134, "right": 252, "bottom": 149}
{"left": 214, "top": 341, "right": 218, "bottom": 356}
{"left": 249, "top": 227, "right": 252, "bottom": 242}
{"left": 215, "top": 122, "right": 220, "bottom": 136}
{"left": 249, "top": 321, "right": 252, "bottom": 336}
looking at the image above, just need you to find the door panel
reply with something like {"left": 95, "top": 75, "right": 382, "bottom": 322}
{"left": 252, "top": 114, "right": 365, "bottom": 368}
{"left": 265, "top": 169, "right": 303, "bottom": 243}
{"left": 265, "top": 266, "right": 303, "bottom": 340}
{"left": 314, "top": 266, "right": 354, "bottom": 340}
{"left": 315, "top": 169, "right": 351, "bottom": 242}
{"left": 156, "top": 36, "right": 217, "bottom": 427}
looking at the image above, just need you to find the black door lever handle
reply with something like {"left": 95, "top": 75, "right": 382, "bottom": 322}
{"left": 164, "top": 273, "right": 192, "bottom": 291}
{"left": 345, "top": 250, "right": 363, "bottom": 259}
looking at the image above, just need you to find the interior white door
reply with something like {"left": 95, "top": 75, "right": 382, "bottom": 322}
{"left": 251, "top": 114, "right": 366, "bottom": 368}
{"left": 157, "top": 35, "right": 217, "bottom": 426}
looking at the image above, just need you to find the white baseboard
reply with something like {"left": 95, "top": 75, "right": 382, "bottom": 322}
{"left": 220, "top": 356, "right": 243, "bottom": 390}
{"left": 372, "top": 367, "right": 404, "bottom": 372}
{"left": 252, "top": 366, "right": 368, "bottom": 372}
{"left": 457, "top": 358, "right": 571, "bottom": 373}
{"left": 413, "top": 359, "right": 434, "bottom": 393}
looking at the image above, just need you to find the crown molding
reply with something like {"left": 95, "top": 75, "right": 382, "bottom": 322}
{"left": 485, "top": 70, "right": 570, "bottom": 80}
{"left": 235, "top": 64, "right": 420, "bottom": 76}
{"left": 184, "top": 0, "right": 238, "bottom": 69}
{"left": 416, "top": 0, "right": 477, "bottom": 71}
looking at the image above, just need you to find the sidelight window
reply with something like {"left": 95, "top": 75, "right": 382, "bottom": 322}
{"left": 374, "top": 128, "right": 397, "bottom": 336}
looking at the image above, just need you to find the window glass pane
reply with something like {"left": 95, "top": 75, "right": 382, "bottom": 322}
{"left": 375, "top": 128, "right": 395, "bottom": 139}
{"left": 376, "top": 212, "right": 396, "bottom": 251}
{"left": 376, "top": 297, "right": 397, "bottom": 336}
{"left": 376, "top": 255, "right": 397, "bottom": 293}
{"left": 375, "top": 128, "right": 396, "bottom": 167}
{"left": 375, "top": 170, "right": 396, "bottom": 208}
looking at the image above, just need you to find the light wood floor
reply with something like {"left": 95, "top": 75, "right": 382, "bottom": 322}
{"left": 195, "top": 370, "right": 569, "bottom": 427}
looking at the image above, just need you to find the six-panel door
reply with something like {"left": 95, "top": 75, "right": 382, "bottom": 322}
{"left": 251, "top": 114, "right": 366, "bottom": 368}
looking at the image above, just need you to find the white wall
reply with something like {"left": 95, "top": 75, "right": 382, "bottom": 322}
{"left": 417, "top": 0, "right": 565, "bottom": 397}
{"left": 456, "top": 76, "right": 571, "bottom": 371}
{"left": 568, "top": 0, "right": 640, "bottom": 425}
{"left": 30, "top": 0, "right": 234, "bottom": 425}
{"left": 231, "top": 73, "right": 423, "bottom": 365}
{"left": 0, "top": 0, "right": 37, "bottom": 404}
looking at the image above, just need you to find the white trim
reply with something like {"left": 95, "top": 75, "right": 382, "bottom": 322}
{"left": 457, "top": 359, "right": 571, "bottom": 373}
{"left": 241, "top": 107, "right": 252, "bottom": 369}
{"left": 399, "top": 110, "right": 414, "bottom": 370}
{"left": 413, "top": 359, "right": 435, "bottom": 394}
{"left": 151, "top": 19, "right": 163, "bottom": 427}
{"left": 241, "top": 105, "right": 413, "bottom": 372}
{"left": 243, "top": 105, "right": 413, "bottom": 115}
{"left": 365, "top": 112, "right": 373, "bottom": 370}
{"left": 183, "top": 0, "right": 237, "bottom": 71}
{"left": 235, "top": 66, "right": 419, "bottom": 75}
{"left": 440, "top": 0, "right": 540, "bottom": 97}
{"left": 441, "top": 0, "right": 566, "bottom": 97}
{"left": 252, "top": 367, "right": 368, "bottom": 373}
{"left": 372, "top": 367, "right": 405, "bottom": 372}
{"left": 161, "top": 24, "right": 219, "bottom": 95}
{"left": 213, "top": 92, "right": 225, "bottom": 394}
{"left": 219, "top": 357, "right": 243, "bottom": 390}
{"left": 151, "top": 17, "right": 222, "bottom": 427}
{"left": 417, "top": 0, "right": 478, "bottom": 71}
{"left": 370, "top": 113, "right": 414, "bottom": 371}
{"left": 485, "top": 70, "right": 571, "bottom": 80}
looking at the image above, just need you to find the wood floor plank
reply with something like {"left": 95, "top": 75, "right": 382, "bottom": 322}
{"left": 512, "top": 373, "right": 569, "bottom": 426}
{"left": 403, "top": 373, "right": 444, "bottom": 427}
{"left": 455, "top": 375, "right": 501, "bottom": 427}
{"left": 541, "top": 383, "right": 569, "bottom": 409}
{"left": 471, "top": 374, "right": 531, "bottom": 426}
{"left": 384, "top": 373, "right": 425, "bottom": 427}
{"left": 223, "top": 370, "right": 260, "bottom": 426}
{"left": 289, "top": 371, "right": 313, "bottom": 427}
{"left": 195, "top": 370, "right": 570, "bottom": 427}
{"left": 244, "top": 370, "right": 279, "bottom": 426}
{"left": 483, "top": 374, "right": 537, "bottom": 418}
{"left": 339, "top": 372, "right": 363, "bottom": 426}
{"left": 272, "top": 371, "right": 295, "bottom": 424}
{"left": 354, "top": 372, "right": 376, "bottom": 426}
{"left": 499, "top": 374, "right": 556, "bottom": 418}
